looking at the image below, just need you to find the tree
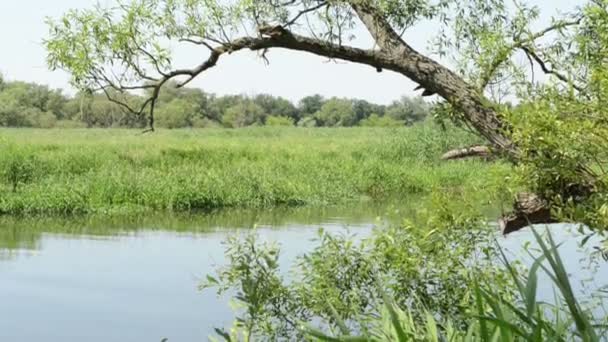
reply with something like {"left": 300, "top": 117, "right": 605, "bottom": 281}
{"left": 222, "top": 100, "right": 267, "bottom": 128}
{"left": 298, "top": 95, "right": 325, "bottom": 119}
{"left": 352, "top": 99, "right": 386, "bottom": 122}
{"left": 385, "top": 96, "right": 428, "bottom": 125}
{"left": 0, "top": 93, "right": 28, "bottom": 126}
{"left": 0, "top": 82, "right": 64, "bottom": 127}
{"left": 314, "top": 98, "right": 357, "bottom": 127}
{"left": 45, "top": 0, "right": 608, "bottom": 231}
{"left": 153, "top": 81, "right": 219, "bottom": 122}
{"left": 155, "top": 98, "right": 196, "bottom": 128}
{"left": 254, "top": 94, "right": 299, "bottom": 121}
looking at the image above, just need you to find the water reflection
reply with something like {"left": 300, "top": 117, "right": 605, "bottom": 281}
{"left": 0, "top": 202, "right": 408, "bottom": 341}
{"left": 0, "top": 202, "right": 605, "bottom": 341}
{"left": 0, "top": 201, "right": 414, "bottom": 256}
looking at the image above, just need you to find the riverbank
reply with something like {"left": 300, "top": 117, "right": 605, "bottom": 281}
{"left": 0, "top": 124, "right": 510, "bottom": 215}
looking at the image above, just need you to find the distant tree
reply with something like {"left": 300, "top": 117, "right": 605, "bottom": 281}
{"left": 408, "top": 97, "right": 430, "bottom": 123}
{"left": 28, "top": 109, "right": 57, "bottom": 128}
{"left": 64, "top": 92, "right": 94, "bottom": 126}
{"left": 298, "top": 95, "right": 325, "bottom": 119}
{"left": 352, "top": 99, "right": 385, "bottom": 122}
{"left": 0, "top": 93, "right": 28, "bottom": 126}
{"left": 254, "top": 94, "right": 299, "bottom": 121}
{"left": 153, "top": 81, "right": 219, "bottom": 122}
{"left": 386, "top": 96, "right": 428, "bottom": 125}
{"left": 88, "top": 97, "right": 124, "bottom": 127}
{"left": 155, "top": 98, "right": 196, "bottom": 128}
{"left": 314, "top": 98, "right": 357, "bottom": 127}
{"left": 223, "top": 101, "right": 266, "bottom": 128}
{"left": 0, "top": 76, "right": 428, "bottom": 129}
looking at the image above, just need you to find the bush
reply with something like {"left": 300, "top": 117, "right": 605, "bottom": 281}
{"left": 203, "top": 194, "right": 514, "bottom": 339}
{"left": 1, "top": 148, "right": 37, "bottom": 192}
{"left": 298, "top": 229, "right": 607, "bottom": 341}
{"left": 31, "top": 111, "right": 57, "bottom": 128}
{"left": 191, "top": 117, "right": 221, "bottom": 128}
{"left": 266, "top": 116, "right": 294, "bottom": 126}
{"left": 54, "top": 120, "right": 87, "bottom": 128}
{"left": 297, "top": 117, "right": 317, "bottom": 127}
{"left": 358, "top": 114, "right": 404, "bottom": 127}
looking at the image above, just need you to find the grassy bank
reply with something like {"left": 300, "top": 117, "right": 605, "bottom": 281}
{"left": 0, "top": 124, "right": 509, "bottom": 215}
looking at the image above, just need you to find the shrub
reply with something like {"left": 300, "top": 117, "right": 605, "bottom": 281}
{"left": 1, "top": 148, "right": 37, "bottom": 192}
{"left": 266, "top": 116, "right": 294, "bottom": 126}
{"left": 54, "top": 119, "right": 87, "bottom": 128}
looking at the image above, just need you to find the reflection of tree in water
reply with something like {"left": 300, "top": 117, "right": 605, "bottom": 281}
{"left": 0, "top": 199, "right": 419, "bottom": 256}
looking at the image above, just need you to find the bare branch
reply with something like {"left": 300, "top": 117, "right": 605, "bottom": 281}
{"left": 98, "top": 25, "right": 391, "bottom": 131}
{"left": 520, "top": 45, "right": 584, "bottom": 92}
{"left": 285, "top": 1, "right": 328, "bottom": 27}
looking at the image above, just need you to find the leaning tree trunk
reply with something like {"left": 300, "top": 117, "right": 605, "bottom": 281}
{"left": 249, "top": 13, "right": 575, "bottom": 233}
{"left": 350, "top": 3, "right": 563, "bottom": 234}
{"left": 89, "top": 1, "right": 574, "bottom": 234}
{"left": 350, "top": 4, "right": 517, "bottom": 155}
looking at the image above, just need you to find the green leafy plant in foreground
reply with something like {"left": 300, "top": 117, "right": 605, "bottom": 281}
{"left": 205, "top": 225, "right": 608, "bottom": 341}
{"left": 202, "top": 197, "right": 513, "bottom": 340}
{"left": 304, "top": 228, "right": 608, "bottom": 341}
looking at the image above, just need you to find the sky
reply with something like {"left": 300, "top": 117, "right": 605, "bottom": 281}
{"left": 0, "top": 0, "right": 583, "bottom": 104}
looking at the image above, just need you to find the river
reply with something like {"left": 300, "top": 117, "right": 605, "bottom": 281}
{"left": 0, "top": 202, "right": 606, "bottom": 341}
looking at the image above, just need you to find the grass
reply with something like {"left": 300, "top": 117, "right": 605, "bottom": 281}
{"left": 0, "top": 124, "right": 510, "bottom": 216}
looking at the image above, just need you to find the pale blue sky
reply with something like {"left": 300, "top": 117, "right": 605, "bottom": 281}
{"left": 0, "top": 0, "right": 583, "bottom": 104}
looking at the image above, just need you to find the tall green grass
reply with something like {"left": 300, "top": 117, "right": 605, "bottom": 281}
{"left": 0, "top": 124, "right": 509, "bottom": 215}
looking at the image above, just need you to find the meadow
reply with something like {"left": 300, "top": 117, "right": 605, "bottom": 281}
{"left": 0, "top": 124, "right": 509, "bottom": 216}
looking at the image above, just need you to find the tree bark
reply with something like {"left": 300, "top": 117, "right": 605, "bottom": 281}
{"left": 441, "top": 145, "right": 492, "bottom": 160}
{"left": 499, "top": 193, "right": 555, "bottom": 235}
{"left": 350, "top": 3, "right": 517, "bottom": 157}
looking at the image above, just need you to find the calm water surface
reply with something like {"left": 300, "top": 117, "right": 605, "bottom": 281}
{"left": 0, "top": 203, "right": 606, "bottom": 341}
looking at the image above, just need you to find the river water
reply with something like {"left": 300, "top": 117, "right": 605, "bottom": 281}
{"left": 0, "top": 203, "right": 606, "bottom": 341}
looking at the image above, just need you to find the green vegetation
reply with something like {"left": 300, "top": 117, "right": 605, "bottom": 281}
{"left": 0, "top": 124, "right": 506, "bottom": 216}
{"left": 206, "top": 207, "right": 608, "bottom": 341}
{"left": 296, "top": 229, "right": 608, "bottom": 341}
{"left": 5, "top": 0, "right": 606, "bottom": 339}
{"left": 0, "top": 76, "right": 430, "bottom": 129}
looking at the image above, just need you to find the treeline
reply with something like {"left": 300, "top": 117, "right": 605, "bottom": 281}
{"left": 0, "top": 76, "right": 430, "bottom": 128}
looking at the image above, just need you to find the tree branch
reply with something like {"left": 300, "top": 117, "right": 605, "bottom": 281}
{"left": 351, "top": 3, "right": 517, "bottom": 155}
{"left": 441, "top": 145, "right": 491, "bottom": 160}
{"left": 479, "top": 18, "right": 583, "bottom": 90}
{"left": 520, "top": 46, "right": 584, "bottom": 92}
{"left": 104, "top": 25, "right": 396, "bottom": 130}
